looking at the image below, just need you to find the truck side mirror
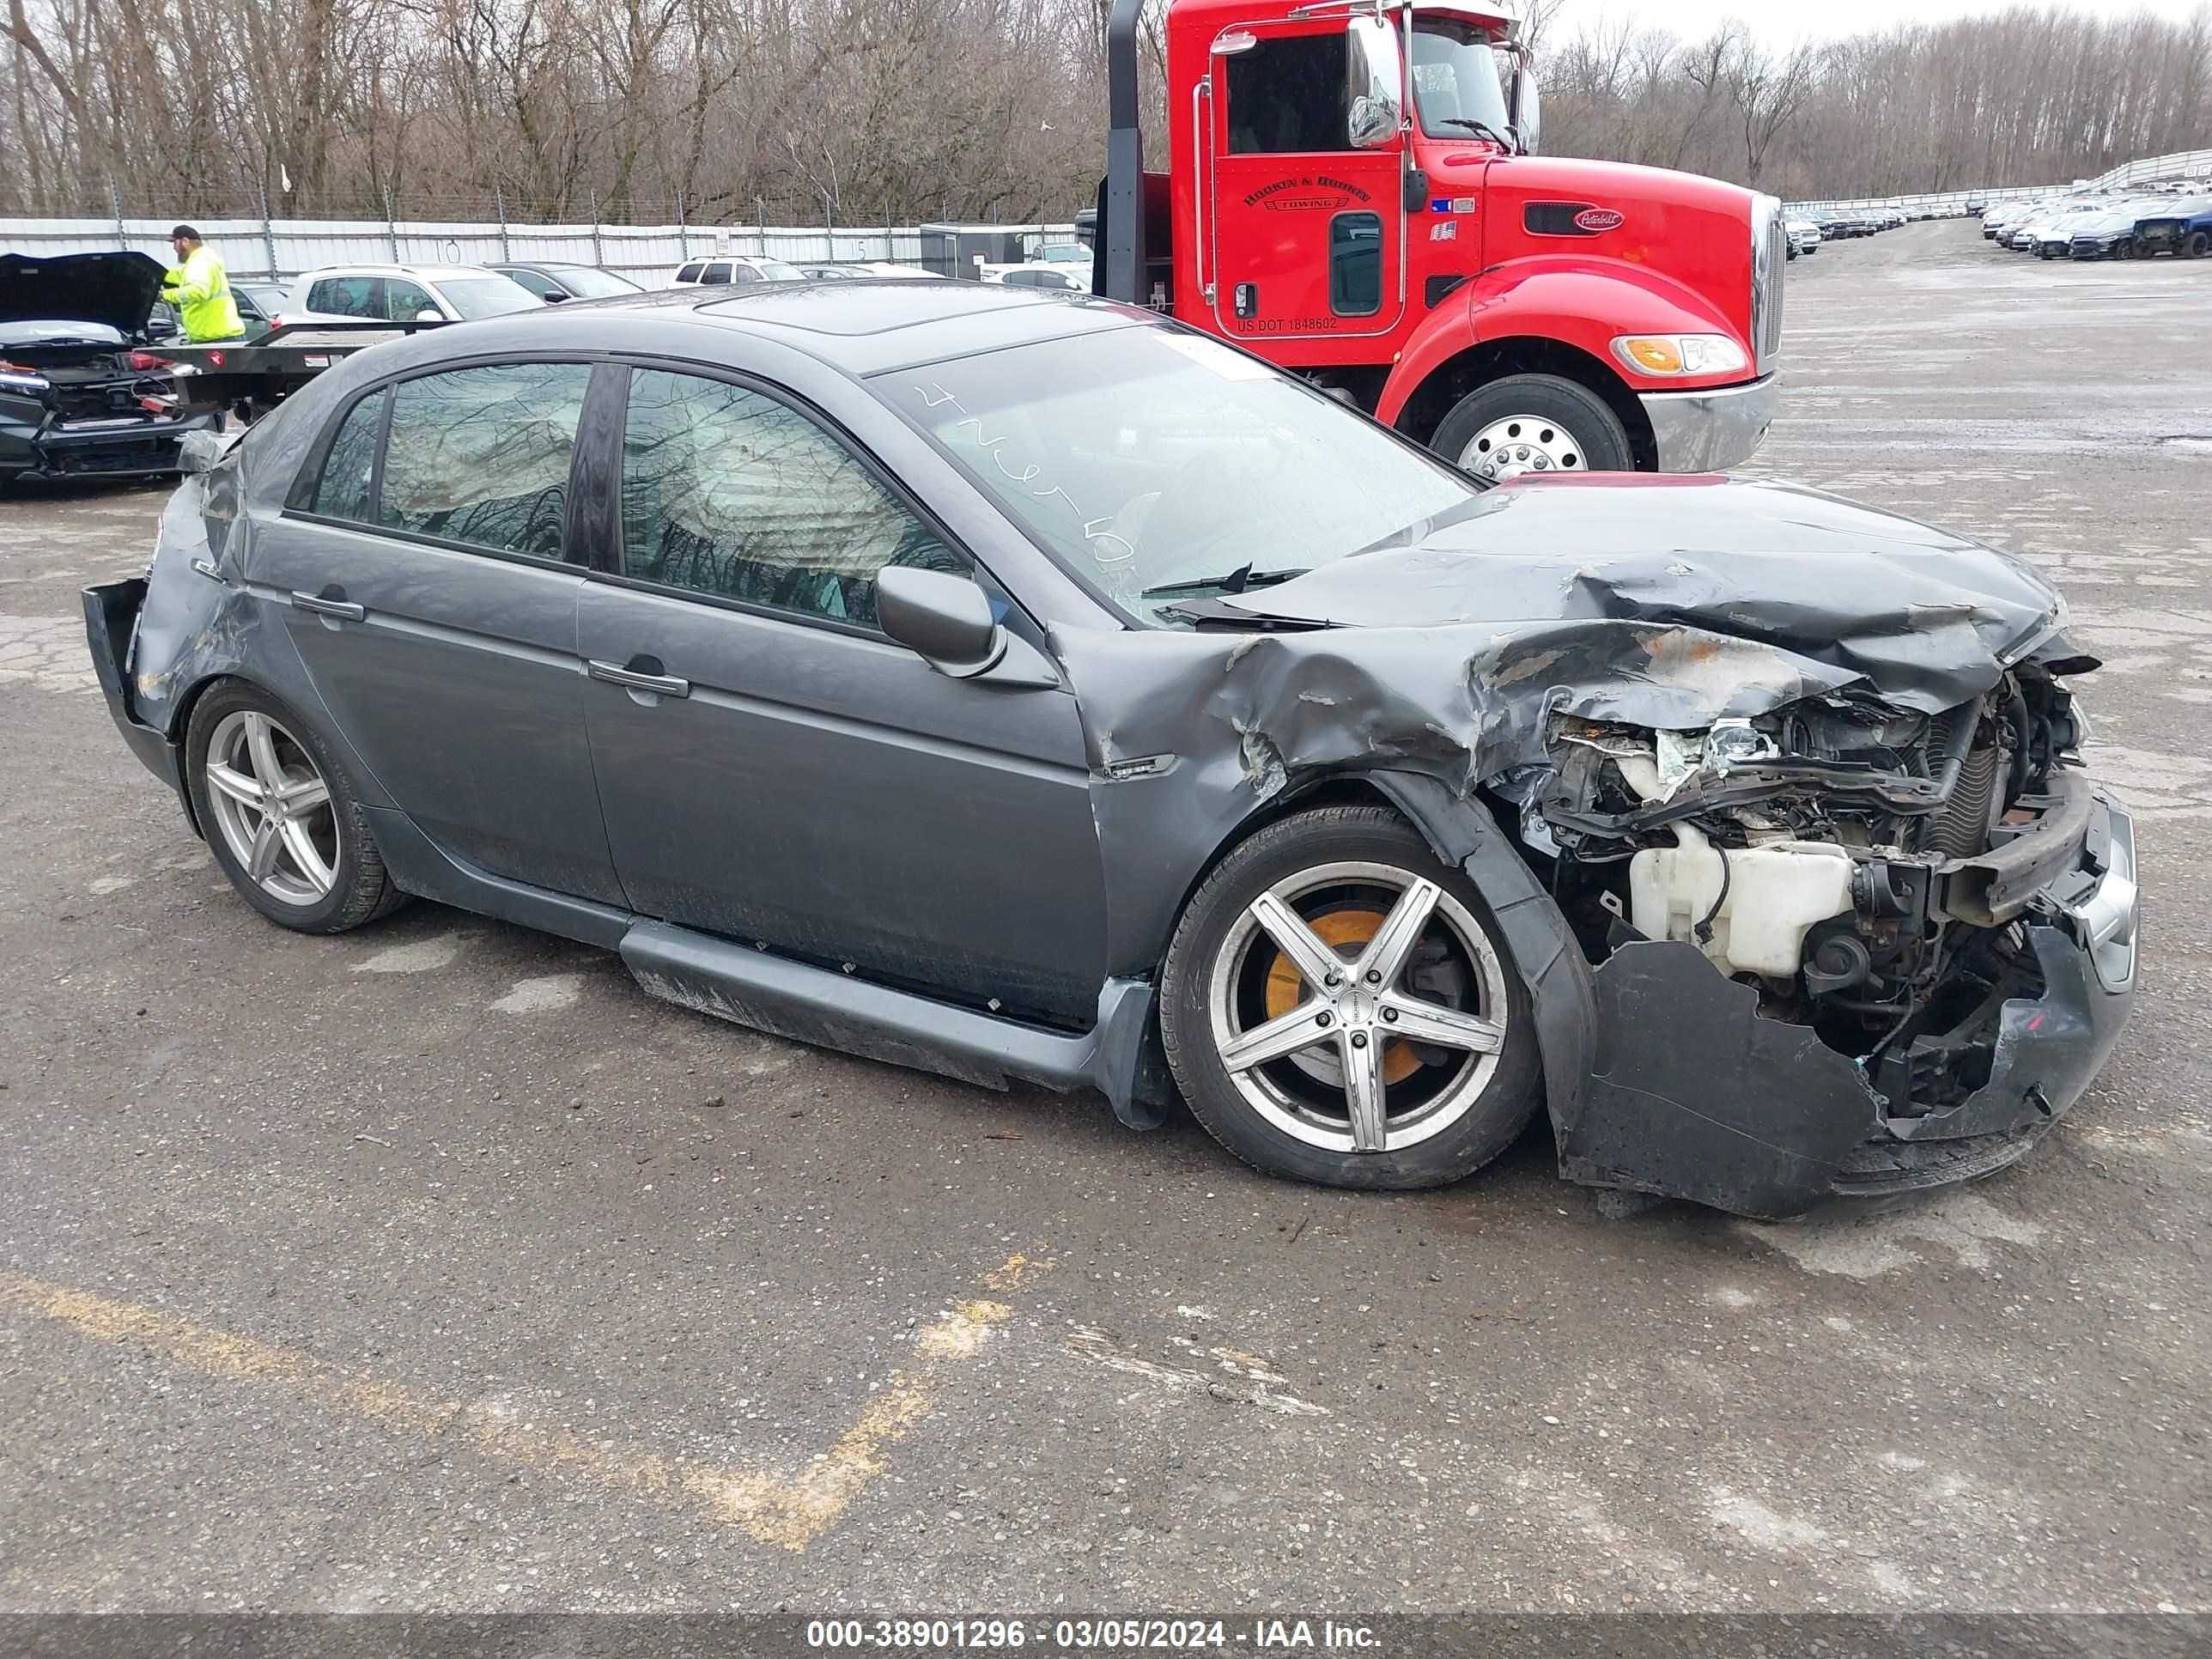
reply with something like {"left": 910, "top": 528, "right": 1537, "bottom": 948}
{"left": 1345, "top": 15, "right": 1403, "bottom": 150}
{"left": 1510, "top": 58, "right": 1542, "bottom": 155}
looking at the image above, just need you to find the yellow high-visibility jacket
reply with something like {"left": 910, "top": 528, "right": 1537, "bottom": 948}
{"left": 159, "top": 246, "right": 245, "bottom": 342}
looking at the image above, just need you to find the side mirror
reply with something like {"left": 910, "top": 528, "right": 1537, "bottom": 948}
{"left": 1345, "top": 15, "right": 1404, "bottom": 150}
{"left": 414, "top": 307, "right": 443, "bottom": 323}
{"left": 1510, "top": 58, "right": 1542, "bottom": 155}
{"left": 543, "top": 290, "right": 568, "bottom": 303}
{"left": 876, "top": 567, "right": 1005, "bottom": 678}
{"left": 143, "top": 313, "right": 179, "bottom": 342}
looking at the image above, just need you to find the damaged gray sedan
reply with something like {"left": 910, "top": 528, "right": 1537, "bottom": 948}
{"left": 83, "top": 283, "right": 2137, "bottom": 1218}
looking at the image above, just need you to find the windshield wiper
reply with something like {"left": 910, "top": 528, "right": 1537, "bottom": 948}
{"left": 1140, "top": 562, "right": 1309, "bottom": 599}
{"left": 1437, "top": 117, "right": 1510, "bottom": 146}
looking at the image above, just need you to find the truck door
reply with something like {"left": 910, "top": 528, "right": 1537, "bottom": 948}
{"left": 1201, "top": 21, "right": 1406, "bottom": 345}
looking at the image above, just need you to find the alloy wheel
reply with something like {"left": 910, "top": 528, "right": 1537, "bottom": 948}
{"left": 1457, "top": 415, "right": 1584, "bottom": 481}
{"left": 203, "top": 709, "right": 338, "bottom": 905}
{"left": 1206, "top": 861, "right": 1509, "bottom": 1155}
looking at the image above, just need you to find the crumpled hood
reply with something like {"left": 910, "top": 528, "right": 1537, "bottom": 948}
{"left": 0, "top": 251, "right": 167, "bottom": 336}
{"left": 1202, "top": 475, "right": 2068, "bottom": 717}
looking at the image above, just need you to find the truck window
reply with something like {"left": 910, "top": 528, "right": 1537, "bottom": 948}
{"left": 1329, "top": 214, "right": 1382, "bottom": 315}
{"left": 1225, "top": 32, "right": 1352, "bottom": 155}
{"left": 1410, "top": 18, "right": 1513, "bottom": 141}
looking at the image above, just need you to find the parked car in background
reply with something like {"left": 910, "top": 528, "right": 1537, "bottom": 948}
{"left": 83, "top": 282, "right": 2135, "bottom": 1220}
{"left": 790, "top": 262, "right": 943, "bottom": 281}
{"left": 668, "top": 254, "right": 803, "bottom": 289}
{"left": 2065, "top": 200, "right": 2162, "bottom": 259}
{"left": 985, "top": 264, "right": 1087, "bottom": 293}
{"left": 2027, "top": 203, "right": 2110, "bottom": 258}
{"left": 793, "top": 263, "right": 869, "bottom": 280}
{"left": 1786, "top": 220, "right": 1822, "bottom": 257}
{"left": 0, "top": 251, "right": 217, "bottom": 488}
{"left": 2134, "top": 197, "right": 2212, "bottom": 258}
{"left": 282, "top": 264, "right": 545, "bottom": 325}
{"left": 489, "top": 262, "right": 644, "bottom": 302}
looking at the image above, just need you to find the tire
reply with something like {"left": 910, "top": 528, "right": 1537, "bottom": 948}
{"left": 1158, "top": 804, "right": 1543, "bottom": 1191}
{"left": 185, "top": 680, "right": 406, "bottom": 934}
{"left": 1431, "top": 373, "right": 1635, "bottom": 483}
{"left": 2185, "top": 231, "right": 2210, "bottom": 259}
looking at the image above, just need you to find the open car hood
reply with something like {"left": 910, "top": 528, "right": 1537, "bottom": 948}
{"left": 0, "top": 251, "right": 167, "bottom": 336}
{"left": 1193, "top": 475, "right": 2069, "bottom": 717}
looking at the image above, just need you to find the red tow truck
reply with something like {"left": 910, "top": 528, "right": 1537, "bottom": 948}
{"left": 1097, "top": 0, "right": 1784, "bottom": 478}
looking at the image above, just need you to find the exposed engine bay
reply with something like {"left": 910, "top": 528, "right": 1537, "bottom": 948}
{"left": 1516, "top": 661, "right": 2094, "bottom": 1119}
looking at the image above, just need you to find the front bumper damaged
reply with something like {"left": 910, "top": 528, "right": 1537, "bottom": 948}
{"left": 1556, "top": 795, "right": 2137, "bottom": 1218}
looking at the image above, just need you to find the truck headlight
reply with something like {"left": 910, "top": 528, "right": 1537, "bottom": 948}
{"left": 1611, "top": 334, "right": 1750, "bottom": 377}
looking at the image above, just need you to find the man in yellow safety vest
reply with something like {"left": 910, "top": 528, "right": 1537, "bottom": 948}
{"left": 160, "top": 225, "right": 245, "bottom": 343}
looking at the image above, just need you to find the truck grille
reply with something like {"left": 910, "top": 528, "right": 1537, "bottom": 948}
{"left": 1751, "top": 195, "right": 1785, "bottom": 372}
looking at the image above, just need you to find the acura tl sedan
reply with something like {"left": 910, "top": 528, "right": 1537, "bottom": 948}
{"left": 83, "top": 283, "right": 2138, "bottom": 1218}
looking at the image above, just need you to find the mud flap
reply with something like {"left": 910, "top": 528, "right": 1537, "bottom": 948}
{"left": 1564, "top": 939, "right": 1882, "bottom": 1219}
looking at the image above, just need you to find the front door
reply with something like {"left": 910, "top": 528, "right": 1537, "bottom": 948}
{"left": 575, "top": 364, "right": 1109, "bottom": 1025}
{"left": 1204, "top": 22, "right": 1405, "bottom": 346}
{"left": 251, "top": 359, "right": 624, "bottom": 904}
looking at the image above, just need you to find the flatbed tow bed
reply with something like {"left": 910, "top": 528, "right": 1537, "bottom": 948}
{"left": 153, "top": 320, "right": 442, "bottom": 413}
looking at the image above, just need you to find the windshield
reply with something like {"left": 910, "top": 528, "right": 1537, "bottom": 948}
{"left": 0, "top": 319, "right": 126, "bottom": 346}
{"left": 1038, "top": 244, "right": 1089, "bottom": 264}
{"left": 556, "top": 266, "right": 642, "bottom": 298}
{"left": 882, "top": 325, "right": 1478, "bottom": 624}
{"left": 438, "top": 276, "right": 545, "bottom": 319}
{"left": 1411, "top": 18, "right": 1513, "bottom": 142}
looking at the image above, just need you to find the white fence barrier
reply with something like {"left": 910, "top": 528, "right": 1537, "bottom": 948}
{"left": 0, "top": 216, "right": 1080, "bottom": 283}
{"left": 1788, "top": 145, "right": 2212, "bottom": 218}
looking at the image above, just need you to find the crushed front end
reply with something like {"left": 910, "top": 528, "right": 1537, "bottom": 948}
{"left": 1518, "top": 654, "right": 2136, "bottom": 1218}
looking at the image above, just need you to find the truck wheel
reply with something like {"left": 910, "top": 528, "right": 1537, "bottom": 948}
{"left": 1158, "top": 805, "right": 1541, "bottom": 1191}
{"left": 2186, "top": 231, "right": 2210, "bottom": 258}
{"left": 1432, "top": 374, "right": 1634, "bottom": 481}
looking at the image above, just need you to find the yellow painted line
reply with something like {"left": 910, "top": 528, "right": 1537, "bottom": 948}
{"left": 0, "top": 1253, "right": 1052, "bottom": 1553}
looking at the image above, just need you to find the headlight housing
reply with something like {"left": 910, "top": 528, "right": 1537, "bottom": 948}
{"left": 1611, "top": 334, "right": 1751, "bottom": 377}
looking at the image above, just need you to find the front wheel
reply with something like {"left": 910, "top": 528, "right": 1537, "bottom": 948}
{"left": 1158, "top": 805, "right": 1542, "bottom": 1190}
{"left": 1431, "top": 373, "right": 1635, "bottom": 483}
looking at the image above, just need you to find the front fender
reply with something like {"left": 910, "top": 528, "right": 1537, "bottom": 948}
{"left": 1377, "top": 257, "right": 1750, "bottom": 428}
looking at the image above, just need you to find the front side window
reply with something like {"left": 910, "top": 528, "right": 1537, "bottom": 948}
{"left": 308, "top": 388, "right": 386, "bottom": 520}
{"left": 382, "top": 280, "right": 434, "bottom": 321}
{"left": 702, "top": 263, "right": 733, "bottom": 286}
{"left": 501, "top": 268, "right": 562, "bottom": 300}
{"left": 883, "top": 325, "right": 1474, "bottom": 623}
{"left": 377, "top": 362, "right": 592, "bottom": 557}
{"left": 619, "top": 368, "right": 963, "bottom": 628}
{"left": 1224, "top": 32, "right": 1350, "bottom": 154}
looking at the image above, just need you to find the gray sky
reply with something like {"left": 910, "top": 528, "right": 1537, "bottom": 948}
{"left": 1555, "top": 0, "right": 2210, "bottom": 47}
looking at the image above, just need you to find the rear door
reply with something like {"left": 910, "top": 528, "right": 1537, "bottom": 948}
{"left": 1204, "top": 23, "right": 1404, "bottom": 345}
{"left": 574, "top": 362, "right": 1108, "bottom": 1024}
{"left": 249, "top": 358, "right": 623, "bottom": 903}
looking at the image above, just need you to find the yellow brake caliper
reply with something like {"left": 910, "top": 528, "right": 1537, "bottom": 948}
{"left": 1263, "top": 908, "right": 1421, "bottom": 1085}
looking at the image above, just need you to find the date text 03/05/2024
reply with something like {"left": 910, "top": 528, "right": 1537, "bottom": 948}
{"left": 803, "top": 1618, "right": 1382, "bottom": 1650}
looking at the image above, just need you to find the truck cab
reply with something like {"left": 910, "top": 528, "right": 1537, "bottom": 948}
{"left": 1101, "top": 0, "right": 1784, "bottom": 478}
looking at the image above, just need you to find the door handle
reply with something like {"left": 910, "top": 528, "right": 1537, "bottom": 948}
{"left": 587, "top": 659, "right": 691, "bottom": 699}
{"left": 289, "top": 590, "right": 364, "bottom": 622}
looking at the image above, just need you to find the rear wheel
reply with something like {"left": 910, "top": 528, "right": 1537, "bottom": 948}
{"left": 1159, "top": 805, "right": 1541, "bottom": 1190}
{"left": 2185, "top": 231, "right": 2210, "bottom": 258}
{"left": 1431, "top": 373, "right": 1635, "bottom": 481}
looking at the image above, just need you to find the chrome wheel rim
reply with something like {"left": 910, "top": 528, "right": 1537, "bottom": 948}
{"left": 204, "top": 710, "right": 337, "bottom": 905}
{"left": 1457, "top": 415, "right": 1586, "bottom": 481}
{"left": 1206, "top": 861, "right": 1508, "bottom": 1155}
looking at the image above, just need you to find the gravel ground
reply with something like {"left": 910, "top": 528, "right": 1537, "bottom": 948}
{"left": 0, "top": 219, "right": 2205, "bottom": 1619}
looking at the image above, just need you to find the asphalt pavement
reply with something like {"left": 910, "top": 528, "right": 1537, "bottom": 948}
{"left": 0, "top": 219, "right": 2206, "bottom": 1618}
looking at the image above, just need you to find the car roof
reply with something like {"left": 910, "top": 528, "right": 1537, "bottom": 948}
{"left": 295, "top": 264, "right": 508, "bottom": 281}
{"left": 315, "top": 281, "right": 1152, "bottom": 382}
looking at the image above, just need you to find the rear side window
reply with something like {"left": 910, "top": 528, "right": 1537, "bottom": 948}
{"left": 309, "top": 388, "right": 387, "bottom": 520}
{"left": 702, "top": 263, "right": 733, "bottom": 285}
{"left": 617, "top": 368, "right": 964, "bottom": 627}
{"left": 676, "top": 262, "right": 703, "bottom": 283}
{"left": 377, "top": 362, "right": 593, "bottom": 558}
{"left": 308, "top": 276, "right": 378, "bottom": 318}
